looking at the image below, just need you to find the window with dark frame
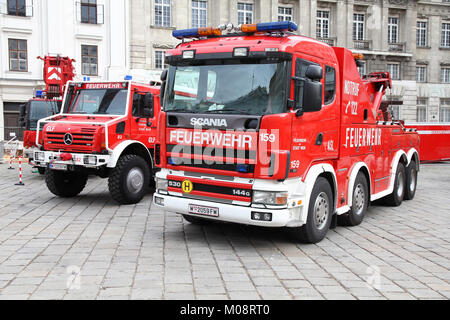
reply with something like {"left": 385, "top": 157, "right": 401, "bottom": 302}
{"left": 8, "top": 39, "right": 27, "bottom": 72}
{"left": 81, "top": 45, "right": 98, "bottom": 76}
{"left": 324, "top": 66, "right": 336, "bottom": 105}
{"left": 7, "top": 0, "right": 26, "bottom": 16}
{"left": 81, "top": 0, "right": 97, "bottom": 24}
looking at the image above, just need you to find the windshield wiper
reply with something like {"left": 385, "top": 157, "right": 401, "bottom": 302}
{"left": 205, "top": 109, "right": 251, "bottom": 115}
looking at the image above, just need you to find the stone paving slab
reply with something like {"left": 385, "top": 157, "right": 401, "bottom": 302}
{"left": 0, "top": 162, "right": 449, "bottom": 300}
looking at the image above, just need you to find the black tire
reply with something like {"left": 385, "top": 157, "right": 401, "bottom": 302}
{"left": 45, "top": 169, "right": 88, "bottom": 198}
{"left": 384, "top": 162, "right": 406, "bottom": 207}
{"left": 338, "top": 172, "right": 369, "bottom": 227}
{"left": 108, "top": 155, "right": 150, "bottom": 205}
{"left": 38, "top": 167, "right": 46, "bottom": 175}
{"left": 290, "top": 177, "right": 333, "bottom": 244}
{"left": 182, "top": 214, "right": 212, "bottom": 225}
{"left": 404, "top": 160, "right": 418, "bottom": 201}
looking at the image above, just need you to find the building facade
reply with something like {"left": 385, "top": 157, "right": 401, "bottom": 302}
{"left": 0, "top": 0, "right": 130, "bottom": 141}
{"left": 129, "top": 0, "right": 450, "bottom": 123}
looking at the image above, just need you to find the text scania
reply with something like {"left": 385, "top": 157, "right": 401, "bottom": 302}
{"left": 191, "top": 118, "right": 228, "bottom": 127}
{"left": 345, "top": 127, "right": 382, "bottom": 148}
{"left": 170, "top": 130, "right": 254, "bottom": 149}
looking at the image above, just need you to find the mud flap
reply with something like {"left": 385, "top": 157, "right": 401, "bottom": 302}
{"left": 330, "top": 214, "right": 338, "bottom": 230}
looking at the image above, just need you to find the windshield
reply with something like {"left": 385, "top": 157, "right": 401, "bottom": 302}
{"left": 29, "top": 100, "right": 60, "bottom": 130}
{"left": 164, "top": 61, "right": 289, "bottom": 115}
{"left": 66, "top": 89, "right": 128, "bottom": 115}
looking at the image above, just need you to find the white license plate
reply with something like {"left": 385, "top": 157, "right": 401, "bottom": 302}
{"left": 49, "top": 163, "right": 68, "bottom": 171}
{"left": 188, "top": 204, "right": 219, "bottom": 217}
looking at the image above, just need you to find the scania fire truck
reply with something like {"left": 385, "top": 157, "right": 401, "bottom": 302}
{"left": 153, "top": 21, "right": 420, "bottom": 243}
{"left": 20, "top": 55, "right": 75, "bottom": 173}
{"left": 34, "top": 80, "right": 161, "bottom": 204}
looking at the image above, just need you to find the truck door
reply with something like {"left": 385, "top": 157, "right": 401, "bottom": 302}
{"left": 290, "top": 57, "right": 339, "bottom": 177}
{"left": 129, "top": 90, "right": 158, "bottom": 148}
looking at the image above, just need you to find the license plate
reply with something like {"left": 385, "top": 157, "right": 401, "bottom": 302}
{"left": 49, "top": 163, "right": 67, "bottom": 171}
{"left": 188, "top": 204, "right": 219, "bottom": 217}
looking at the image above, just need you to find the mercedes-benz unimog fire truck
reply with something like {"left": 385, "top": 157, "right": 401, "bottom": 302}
{"left": 20, "top": 55, "right": 75, "bottom": 173}
{"left": 153, "top": 21, "right": 420, "bottom": 243}
{"left": 34, "top": 80, "right": 161, "bottom": 204}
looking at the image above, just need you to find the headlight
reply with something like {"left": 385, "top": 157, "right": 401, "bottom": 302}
{"left": 156, "top": 178, "right": 168, "bottom": 192}
{"left": 253, "top": 191, "right": 288, "bottom": 206}
{"left": 35, "top": 152, "right": 45, "bottom": 161}
{"left": 83, "top": 155, "right": 97, "bottom": 165}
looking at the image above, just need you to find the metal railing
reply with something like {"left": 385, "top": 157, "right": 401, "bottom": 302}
{"left": 353, "top": 40, "right": 372, "bottom": 50}
{"left": 318, "top": 37, "right": 337, "bottom": 46}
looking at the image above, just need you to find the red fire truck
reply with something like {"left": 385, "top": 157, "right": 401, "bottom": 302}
{"left": 153, "top": 22, "right": 420, "bottom": 243}
{"left": 20, "top": 55, "right": 76, "bottom": 173}
{"left": 34, "top": 80, "right": 161, "bottom": 204}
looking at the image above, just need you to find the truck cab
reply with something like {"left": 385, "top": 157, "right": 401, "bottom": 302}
{"left": 35, "top": 80, "right": 161, "bottom": 204}
{"left": 153, "top": 22, "right": 420, "bottom": 243}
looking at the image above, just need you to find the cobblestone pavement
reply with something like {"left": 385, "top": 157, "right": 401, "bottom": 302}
{"left": 0, "top": 162, "right": 449, "bottom": 300}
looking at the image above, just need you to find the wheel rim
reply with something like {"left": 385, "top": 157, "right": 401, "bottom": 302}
{"left": 397, "top": 171, "right": 405, "bottom": 198}
{"left": 409, "top": 168, "right": 417, "bottom": 193}
{"left": 353, "top": 183, "right": 365, "bottom": 215}
{"left": 126, "top": 167, "right": 144, "bottom": 194}
{"left": 314, "top": 192, "right": 330, "bottom": 230}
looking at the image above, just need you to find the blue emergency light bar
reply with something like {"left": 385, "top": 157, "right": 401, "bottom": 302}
{"left": 173, "top": 21, "right": 298, "bottom": 39}
{"left": 35, "top": 90, "right": 43, "bottom": 98}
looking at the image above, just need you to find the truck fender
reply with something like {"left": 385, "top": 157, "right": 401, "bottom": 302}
{"left": 407, "top": 148, "right": 420, "bottom": 171}
{"left": 301, "top": 163, "right": 338, "bottom": 223}
{"left": 346, "top": 162, "right": 371, "bottom": 209}
{"left": 371, "top": 149, "right": 407, "bottom": 201}
{"left": 107, "top": 140, "right": 153, "bottom": 168}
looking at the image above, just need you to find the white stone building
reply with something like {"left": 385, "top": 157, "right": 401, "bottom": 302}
{"left": 0, "top": 0, "right": 130, "bottom": 141}
{"left": 129, "top": 0, "right": 450, "bottom": 123}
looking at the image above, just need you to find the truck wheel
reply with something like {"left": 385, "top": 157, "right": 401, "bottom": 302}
{"left": 338, "top": 172, "right": 369, "bottom": 227}
{"left": 45, "top": 169, "right": 88, "bottom": 198}
{"left": 290, "top": 177, "right": 333, "bottom": 244}
{"left": 384, "top": 162, "right": 406, "bottom": 207}
{"left": 404, "top": 160, "right": 418, "bottom": 201}
{"left": 108, "top": 155, "right": 150, "bottom": 205}
{"left": 38, "top": 167, "right": 46, "bottom": 175}
{"left": 182, "top": 214, "right": 212, "bottom": 225}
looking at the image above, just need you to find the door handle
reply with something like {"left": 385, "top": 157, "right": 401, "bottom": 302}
{"left": 315, "top": 133, "right": 323, "bottom": 146}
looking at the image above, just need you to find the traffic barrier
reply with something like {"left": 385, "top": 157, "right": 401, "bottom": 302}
{"left": 15, "top": 157, "right": 25, "bottom": 186}
{"left": 8, "top": 152, "right": 14, "bottom": 170}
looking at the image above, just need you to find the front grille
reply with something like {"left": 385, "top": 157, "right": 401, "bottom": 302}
{"left": 45, "top": 132, "right": 95, "bottom": 152}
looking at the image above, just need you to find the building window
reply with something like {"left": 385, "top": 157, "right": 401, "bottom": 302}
{"left": 81, "top": 45, "right": 98, "bottom": 76}
{"left": 416, "top": 66, "right": 427, "bottom": 83}
{"left": 80, "top": 0, "right": 97, "bottom": 24}
{"left": 316, "top": 11, "right": 330, "bottom": 39}
{"left": 357, "top": 61, "right": 366, "bottom": 78}
{"left": 192, "top": 0, "right": 207, "bottom": 28}
{"left": 387, "top": 63, "right": 400, "bottom": 80}
{"left": 442, "top": 67, "right": 450, "bottom": 83}
{"left": 440, "top": 99, "right": 450, "bottom": 122}
{"left": 278, "top": 6, "right": 292, "bottom": 22}
{"left": 155, "top": 50, "right": 166, "bottom": 69}
{"left": 8, "top": 39, "right": 27, "bottom": 72}
{"left": 442, "top": 23, "right": 450, "bottom": 47}
{"left": 353, "top": 14, "right": 365, "bottom": 41}
{"left": 7, "top": 0, "right": 25, "bottom": 16}
{"left": 417, "top": 98, "right": 427, "bottom": 122}
{"left": 155, "top": 0, "right": 171, "bottom": 27}
{"left": 237, "top": 2, "right": 253, "bottom": 25}
{"left": 388, "top": 17, "right": 399, "bottom": 43}
{"left": 416, "top": 21, "right": 427, "bottom": 47}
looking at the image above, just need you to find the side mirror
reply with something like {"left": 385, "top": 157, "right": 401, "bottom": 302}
{"left": 160, "top": 69, "right": 168, "bottom": 82}
{"left": 160, "top": 81, "right": 166, "bottom": 103}
{"left": 303, "top": 81, "right": 323, "bottom": 113}
{"left": 305, "top": 65, "right": 323, "bottom": 81}
{"left": 19, "top": 104, "right": 26, "bottom": 119}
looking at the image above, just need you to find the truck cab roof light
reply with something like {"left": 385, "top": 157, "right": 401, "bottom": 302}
{"left": 233, "top": 47, "right": 249, "bottom": 57}
{"left": 173, "top": 27, "right": 222, "bottom": 39}
{"left": 182, "top": 50, "right": 196, "bottom": 59}
{"left": 240, "top": 21, "right": 298, "bottom": 33}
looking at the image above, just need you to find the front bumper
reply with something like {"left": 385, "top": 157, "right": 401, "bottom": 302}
{"left": 153, "top": 193, "right": 304, "bottom": 227}
{"left": 33, "top": 150, "right": 110, "bottom": 170}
